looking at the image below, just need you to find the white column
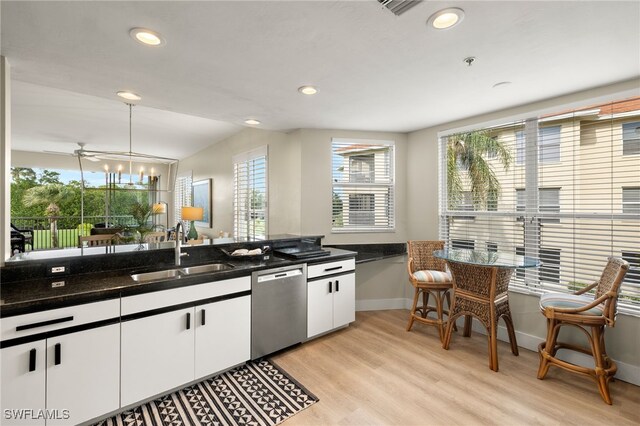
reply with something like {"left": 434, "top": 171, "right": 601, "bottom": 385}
{"left": 0, "top": 56, "right": 11, "bottom": 264}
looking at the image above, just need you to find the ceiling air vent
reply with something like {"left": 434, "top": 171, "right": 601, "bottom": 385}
{"left": 377, "top": 0, "right": 423, "bottom": 16}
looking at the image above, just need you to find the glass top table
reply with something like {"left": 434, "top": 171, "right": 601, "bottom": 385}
{"left": 433, "top": 249, "right": 540, "bottom": 269}
{"left": 433, "top": 248, "right": 539, "bottom": 372}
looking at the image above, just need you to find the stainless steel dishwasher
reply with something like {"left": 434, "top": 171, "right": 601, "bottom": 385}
{"left": 251, "top": 263, "right": 307, "bottom": 359}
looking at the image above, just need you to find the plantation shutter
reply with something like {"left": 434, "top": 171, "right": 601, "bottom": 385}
{"left": 174, "top": 173, "right": 192, "bottom": 224}
{"left": 439, "top": 98, "right": 640, "bottom": 315}
{"left": 233, "top": 146, "right": 268, "bottom": 240}
{"left": 331, "top": 138, "right": 395, "bottom": 232}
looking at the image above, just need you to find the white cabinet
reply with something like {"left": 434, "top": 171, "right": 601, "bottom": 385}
{"left": 1, "top": 300, "right": 120, "bottom": 426}
{"left": 307, "top": 258, "right": 356, "bottom": 339}
{"left": 195, "top": 295, "right": 251, "bottom": 379}
{"left": 120, "top": 308, "right": 195, "bottom": 407}
{"left": 47, "top": 324, "right": 120, "bottom": 425}
{"left": 1, "top": 341, "right": 46, "bottom": 426}
{"left": 120, "top": 276, "right": 251, "bottom": 407}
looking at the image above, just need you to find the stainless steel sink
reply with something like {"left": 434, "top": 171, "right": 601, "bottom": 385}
{"left": 131, "top": 269, "right": 181, "bottom": 282}
{"left": 180, "top": 263, "right": 234, "bottom": 275}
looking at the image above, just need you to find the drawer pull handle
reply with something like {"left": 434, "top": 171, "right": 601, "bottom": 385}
{"left": 186, "top": 312, "right": 191, "bottom": 330}
{"left": 329, "top": 281, "right": 332, "bottom": 293}
{"left": 324, "top": 266, "right": 342, "bottom": 272}
{"left": 54, "top": 343, "right": 61, "bottom": 365}
{"left": 336, "top": 280, "right": 340, "bottom": 292}
{"left": 201, "top": 309, "right": 206, "bottom": 326}
{"left": 29, "top": 348, "right": 36, "bottom": 372}
{"left": 16, "top": 316, "right": 74, "bottom": 332}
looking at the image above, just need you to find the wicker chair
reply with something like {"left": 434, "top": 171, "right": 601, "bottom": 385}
{"left": 406, "top": 240, "right": 455, "bottom": 342}
{"left": 537, "top": 256, "right": 629, "bottom": 405}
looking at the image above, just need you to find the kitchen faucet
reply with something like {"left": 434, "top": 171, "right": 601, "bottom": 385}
{"left": 175, "top": 222, "right": 189, "bottom": 266}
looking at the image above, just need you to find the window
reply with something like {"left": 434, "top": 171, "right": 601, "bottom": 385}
{"left": 332, "top": 139, "right": 395, "bottom": 232}
{"left": 174, "top": 174, "right": 193, "bottom": 224}
{"left": 487, "top": 242, "right": 498, "bottom": 252}
{"left": 539, "top": 248, "right": 561, "bottom": 284}
{"left": 621, "top": 251, "right": 640, "bottom": 285}
{"left": 539, "top": 188, "right": 560, "bottom": 223}
{"left": 622, "top": 121, "right": 640, "bottom": 156}
{"left": 439, "top": 96, "right": 640, "bottom": 315}
{"left": 452, "top": 239, "right": 474, "bottom": 250}
{"left": 539, "top": 126, "right": 561, "bottom": 164}
{"left": 515, "top": 188, "right": 560, "bottom": 221}
{"left": 349, "top": 155, "right": 375, "bottom": 183}
{"left": 516, "top": 130, "right": 525, "bottom": 166}
{"left": 622, "top": 187, "right": 640, "bottom": 214}
{"left": 233, "top": 146, "right": 268, "bottom": 240}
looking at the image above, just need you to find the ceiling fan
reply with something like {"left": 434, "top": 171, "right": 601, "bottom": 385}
{"left": 44, "top": 142, "right": 101, "bottom": 162}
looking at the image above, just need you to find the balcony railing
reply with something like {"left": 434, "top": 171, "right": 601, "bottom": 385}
{"left": 11, "top": 215, "right": 138, "bottom": 251}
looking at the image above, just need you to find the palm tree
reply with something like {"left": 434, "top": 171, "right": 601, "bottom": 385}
{"left": 23, "top": 184, "right": 74, "bottom": 248}
{"left": 447, "top": 130, "right": 512, "bottom": 210}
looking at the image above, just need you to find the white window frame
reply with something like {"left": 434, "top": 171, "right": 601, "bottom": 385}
{"left": 233, "top": 146, "right": 268, "bottom": 240}
{"left": 622, "top": 187, "right": 640, "bottom": 214}
{"left": 174, "top": 172, "right": 193, "bottom": 226}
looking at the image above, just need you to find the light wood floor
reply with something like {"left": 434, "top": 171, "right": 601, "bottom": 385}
{"left": 272, "top": 310, "right": 640, "bottom": 426}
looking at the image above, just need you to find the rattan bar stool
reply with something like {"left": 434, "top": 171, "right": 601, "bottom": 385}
{"left": 537, "top": 256, "right": 629, "bottom": 405}
{"left": 406, "top": 240, "right": 455, "bottom": 342}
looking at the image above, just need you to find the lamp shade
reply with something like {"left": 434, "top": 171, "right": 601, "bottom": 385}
{"left": 181, "top": 206, "right": 203, "bottom": 221}
{"left": 152, "top": 202, "right": 167, "bottom": 214}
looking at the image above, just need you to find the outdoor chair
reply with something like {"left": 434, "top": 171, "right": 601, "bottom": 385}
{"left": 537, "top": 256, "right": 629, "bottom": 404}
{"left": 79, "top": 234, "right": 119, "bottom": 247}
{"left": 406, "top": 240, "right": 455, "bottom": 342}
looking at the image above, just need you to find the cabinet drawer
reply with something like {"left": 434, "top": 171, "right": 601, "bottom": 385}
{"left": 308, "top": 258, "right": 355, "bottom": 279}
{"left": 121, "top": 276, "right": 251, "bottom": 315}
{"left": 1, "top": 299, "right": 120, "bottom": 343}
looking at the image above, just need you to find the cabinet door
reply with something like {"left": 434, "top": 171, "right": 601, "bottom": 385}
{"left": 121, "top": 309, "right": 195, "bottom": 407}
{"left": 195, "top": 295, "right": 250, "bottom": 379}
{"left": 1, "top": 341, "right": 46, "bottom": 426}
{"left": 46, "top": 323, "right": 120, "bottom": 425}
{"left": 307, "top": 278, "right": 334, "bottom": 338}
{"left": 333, "top": 273, "right": 356, "bottom": 329}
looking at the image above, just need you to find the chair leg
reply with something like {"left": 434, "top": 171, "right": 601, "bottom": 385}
{"left": 445, "top": 290, "right": 457, "bottom": 332}
{"left": 435, "top": 291, "right": 445, "bottom": 343}
{"left": 406, "top": 288, "right": 420, "bottom": 332}
{"left": 421, "top": 290, "right": 430, "bottom": 318}
{"left": 537, "top": 318, "right": 558, "bottom": 379}
{"left": 591, "top": 326, "right": 613, "bottom": 405}
{"left": 503, "top": 314, "right": 519, "bottom": 356}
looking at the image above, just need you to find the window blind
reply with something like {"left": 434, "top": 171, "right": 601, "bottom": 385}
{"left": 439, "top": 97, "right": 640, "bottom": 315}
{"left": 233, "top": 146, "right": 268, "bottom": 240}
{"left": 332, "top": 138, "right": 395, "bottom": 232}
{"left": 174, "top": 173, "right": 192, "bottom": 225}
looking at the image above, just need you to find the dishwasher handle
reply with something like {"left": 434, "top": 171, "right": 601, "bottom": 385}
{"left": 257, "top": 268, "right": 303, "bottom": 283}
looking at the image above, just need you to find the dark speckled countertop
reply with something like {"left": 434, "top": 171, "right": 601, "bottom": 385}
{"left": 1, "top": 248, "right": 356, "bottom": 317}
{"left": 324, "top": 243, "right": 406, "bottom": 264}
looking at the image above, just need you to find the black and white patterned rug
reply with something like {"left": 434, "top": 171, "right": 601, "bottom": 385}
{"left": 95, "top": 360, "right": 318, "bottom": 426}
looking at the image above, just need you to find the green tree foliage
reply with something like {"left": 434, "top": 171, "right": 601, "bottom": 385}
{"left": 447, "top": 131, "right": 512, "bottom": 210}
{"left": 23, "top": 183, "right": 75, "bottom": 248}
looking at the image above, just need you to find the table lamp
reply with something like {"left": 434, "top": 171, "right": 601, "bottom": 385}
{"left": 152, "top": 202, "right": 168, "bottom": 229}
{"left": 181, "top": 206, "right": 204, "bottom": 240}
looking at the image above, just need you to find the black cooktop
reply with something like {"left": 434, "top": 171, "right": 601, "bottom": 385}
{"left": 273, "top": 247, "right": 331, "bottom": 259}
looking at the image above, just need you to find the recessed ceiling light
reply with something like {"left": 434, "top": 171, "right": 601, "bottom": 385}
{"left": 493, "top": 81, "right": 512, "bottom": 88}
{"left": 116, "top": 91, "right": 142, "bottom": 101}
{"left": 130, "top": 28, "right": 165, "bottom": 46}
{"left": 427, "top": 8, "right": 465, "bottom": 30}
{"left": 244, "top": 119, "right": 261, "bottom": 125}
{"left": 298, "top": 86, "right": 318, "bottom": 95}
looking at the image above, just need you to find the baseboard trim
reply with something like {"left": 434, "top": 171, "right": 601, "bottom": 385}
{"left": 356, "top": 297, "right": 640, "bottom": 386}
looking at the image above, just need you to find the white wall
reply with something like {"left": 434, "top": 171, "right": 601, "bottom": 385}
{"left": 178, "top": 127, "right": 301, "bottom": 237}
{"left": 1, "top": 57, "right": 11, "bottom": 264}
{"left": 406, "top": 78, "right": 640, "bottom": 377}
{"left": 298, "top": 128, "right": 409, "bottom": 244}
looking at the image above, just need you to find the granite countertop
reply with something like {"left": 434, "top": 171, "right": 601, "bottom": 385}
{"left": 0, "top": 248, "right": 356, "bottom": 318}
{"left": 324, "top": 243, "right": 406, "bottom": 264}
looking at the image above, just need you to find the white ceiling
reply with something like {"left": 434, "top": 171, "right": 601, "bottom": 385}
{"left": 2, "top": 1, "right": 639, "bottom": 159}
